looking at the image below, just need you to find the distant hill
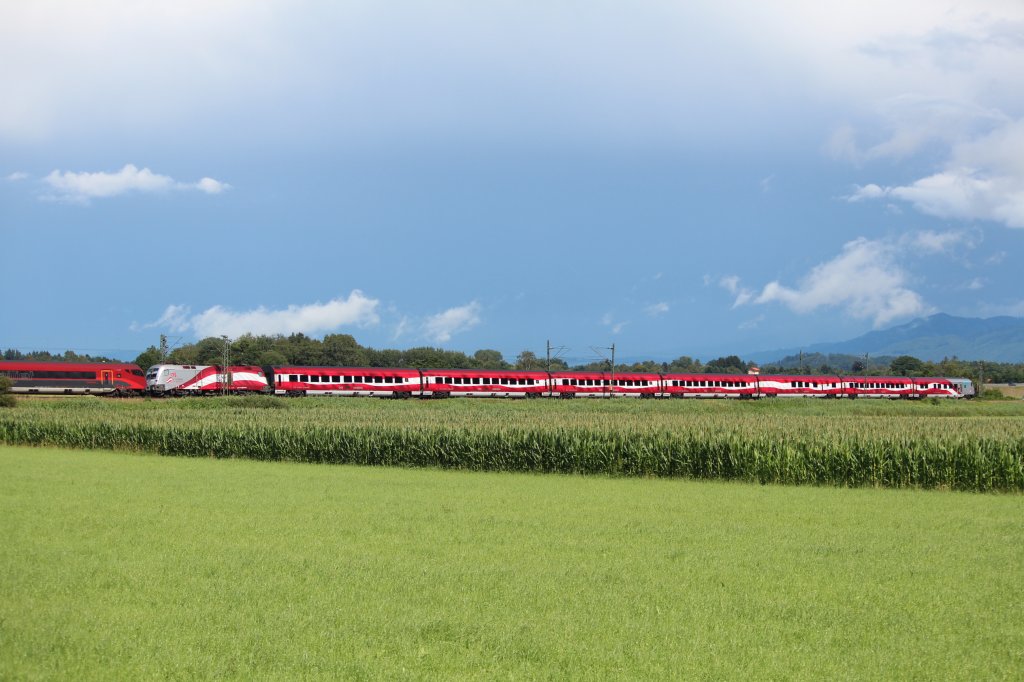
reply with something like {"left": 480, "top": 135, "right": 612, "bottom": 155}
{"left": 748, "top": 314, "right": 1024, "bottom": 364}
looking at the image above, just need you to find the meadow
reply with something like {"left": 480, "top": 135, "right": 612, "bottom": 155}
{"left": 1, "top": 396, "right": 1023, "bottom": 491}
{"left": 1, "top": 445, "right": 1021, "bottom": 679}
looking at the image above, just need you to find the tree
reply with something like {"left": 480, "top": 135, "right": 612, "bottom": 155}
{"left": 257, "top": 350, "right": 288, "bottom": 366}
{"left": 667, "top": 356, "right": 702, "bottom": 372}
{"left": 851, "top": 360, "right": 866, "bottom": 374}
{"left": 134, "top": 346, "right": 163, "bottom": 371}
{"left": 703, "top": 355, "right": 747, "bottom": 374}
{"left": 515, "top": 350, "right": 544, "bottom": 370}
{"left": 322, "top": 334, "right": 368, "bottom": 366}
{"left": 472, "top": 349, "right": 508, "bottom": 370}
{"left": 890, "top": 355, "right": 924, "bottom": 376}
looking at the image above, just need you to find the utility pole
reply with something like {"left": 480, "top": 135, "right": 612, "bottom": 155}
{"left": 159, "top": 334, "right": 169, "bottom": 360}
{"left": 610, "top": 343, "right": 615, "bottom": 398}
{"left": 588, "top": 344, "right": 616, "bottom": 397}
{"left": 221, "top": 335, "right": 231, "bottom": 396}
{"left": 545, "top": 339, "right": 568, "bottom": 372}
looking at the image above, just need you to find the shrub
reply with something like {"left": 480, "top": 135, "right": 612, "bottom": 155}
{"left": 0, "top": 376, "right": 15, "bottom": 408}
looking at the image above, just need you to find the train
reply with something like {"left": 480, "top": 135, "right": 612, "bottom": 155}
{"left": 0, "top": 361, "right": 147, "bottom": 395}
{"left": 0, "top": 360, "right": 972, "bottom": 399}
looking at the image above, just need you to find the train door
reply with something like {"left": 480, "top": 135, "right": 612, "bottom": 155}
{"left": 100, "top": 370, "right": 113, "bottom": 385}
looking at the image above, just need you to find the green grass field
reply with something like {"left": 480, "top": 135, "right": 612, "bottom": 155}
{"left": 1, "top": 445, "right": 1021, "bottom": 679}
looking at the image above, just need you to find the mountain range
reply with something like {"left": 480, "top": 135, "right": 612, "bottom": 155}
{"left": 747, "top": 314, "right": 1024, "bottom": 364}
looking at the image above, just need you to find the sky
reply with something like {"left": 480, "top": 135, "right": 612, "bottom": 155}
{"left": 2, "top": 0, "right": 1023, "bottom": 364}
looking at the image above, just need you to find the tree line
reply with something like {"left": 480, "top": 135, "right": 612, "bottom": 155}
{"left": 4, "top": 337, "right": 1024, "bottom": 382}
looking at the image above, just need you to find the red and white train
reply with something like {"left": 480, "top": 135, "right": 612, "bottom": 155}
{"left": 264, "top": 366, "right": 969, "bottom": 399}
{"left": 0, "top": 361, "right": 972, "bottom": 399}
{"left": 0, "top": 361, "right": 147, "bottom": 395}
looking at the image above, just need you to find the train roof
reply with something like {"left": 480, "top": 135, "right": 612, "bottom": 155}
{"left": 0, "top": 360, "right": 142, "bottom": 371}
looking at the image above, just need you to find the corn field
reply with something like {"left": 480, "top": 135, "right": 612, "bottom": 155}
{"left": 1, "top": 397, "right": 1022, "bottom": 491}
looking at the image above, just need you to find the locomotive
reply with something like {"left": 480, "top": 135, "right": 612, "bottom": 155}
{"left": 0, "top": 361, "right": 147, "bottom": 395}
{"left": 0, "top": 360, "right": 972, "bottom": 399}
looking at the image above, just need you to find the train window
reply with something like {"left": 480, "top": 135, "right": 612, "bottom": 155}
{"left": 300, "top": 375, "right": 309, "bottom": 382}
{"left": 331, "top": 375, "right": 340, "bottom": 382}
{"left": 289, "top": 375, "right": 297, "bottom": 382}
{"left": 343, "top": 376, "right": 351, "bottom": 383}
{"left": 374, "top": 376, "right": 382, "bottom": 383}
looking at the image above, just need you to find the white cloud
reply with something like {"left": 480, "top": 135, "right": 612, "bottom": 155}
{"left": 846, "top": 183, "right": 887, "bottom": 201}
{"left": 846, "top": 117, "right": 1024, "bottom": 229}
{"left": 965, "top": 277, "right": 985, "bottom": 291}
{"left": 392, "top": 315, "right": 410, "bottom": 341}
{"left": 4, "top": 1, "right": 1020, "bottom": 149}
{"left": 195, "top": 177, "right": 230, "bottom": 194}
{"left": 906, "top": 230, "right": 969, "bottom": 254}
{"left": 41, "top": 164, "right": 229, "bottom": 202}
{"left": 729, "top": 237, "right": 933, "bottom": 327}
{"left": 139, "top": 291, "right": 380, "bottom": 338}
{"left": 131, "top": 303, "right": 191, "bottom": 333}
{"left": 6, "top": 171, "right": 28, "bottom": 181}
{"left": 738, "top": 314, "right": 764, "bottom": 331}
{"left": 718, "top": 276, "right": 754, "bottom": 307}
{"left": 600, "top": 313, "right": 627, "bottom": 334}
{"left": 719, "top": 275, "right": 740, "bottom": 294}
{"left": 423, "top": 301, "right": 481, "bottom": 343}
{"left": 980, "top": 299, "right": 1024, "bottom": 317}
{"left": 645, "top": 302, "right": 669, "bottom": 316}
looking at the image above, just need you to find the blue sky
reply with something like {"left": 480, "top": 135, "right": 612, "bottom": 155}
{"left": 2, "top": 1, "right": 1023, "bottom": 363}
